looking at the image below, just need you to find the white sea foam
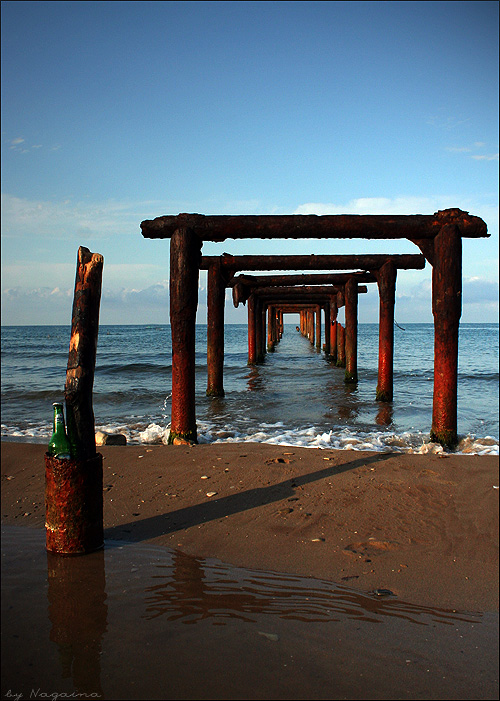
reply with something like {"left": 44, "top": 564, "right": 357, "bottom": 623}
{"left": 1, "top": 421, "right": 498, "bottom": 456}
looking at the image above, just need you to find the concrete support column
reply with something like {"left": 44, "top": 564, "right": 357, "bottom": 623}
{"left": 315, "top": 305, "right": 322, "bottom": 349}
{"left": 267, "top": 305, "right": 274, "bottom": 351}
{"left": 344, "top": 277, "right": 358, "bottom": 383}
{"left": 248, "top": 294, "right": 257, "bottom": 365}
{"left": 256, "top": 297, "right": 265, "bottom": 362}
{"left": 375, "top": 260, "right": 397, "bottom": 402}
{"left": 323, "top": 302, "right": 330, "bottom": 355}
{"left": 337, "top": 323, "right": 346, "bottom": 367}
{"left": 206, "top": 260, "right": 226, "bottom": 397}
{"left": 309, "top": 310, "right": 314, "bottom": 344}
{"left": 168, "top": 226, "right": 201, "bottom": 444}
{"left": 329, "top": 300, "right": 338, "bottom": 362}
{"left": 430, "top": 224, "right": 462, "bottom": 448}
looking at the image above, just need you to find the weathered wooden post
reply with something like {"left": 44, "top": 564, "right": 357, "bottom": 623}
{"left": 248, "top": 293, "right": 257, "bottom": 365}
{"left": 429, "top": 224, "right": 462, "bottom": 448}
{"left": 344, "top": 277, "right": 358, "bottom": 383}
{"left": 168, "top": 226, "right": 202, "bottom": 444}
{"left": 375, "top": 260, "right": 397, "bottom": 401}
{"left": 206, "top": 259, "right": 226, "bottom": 397}
{"left": 45, "top": 246, "right": 104, "bottom": 555}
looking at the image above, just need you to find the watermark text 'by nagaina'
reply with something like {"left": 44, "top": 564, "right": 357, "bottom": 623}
{"left": 4, "top": 690, "right": 101, "bottom": 701}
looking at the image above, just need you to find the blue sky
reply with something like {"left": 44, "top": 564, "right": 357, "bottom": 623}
{"left": 1, "top": 0, "right": 498, "bottom": 325}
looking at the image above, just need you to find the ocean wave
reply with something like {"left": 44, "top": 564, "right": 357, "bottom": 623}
{"left": 106, "top": 422, "right": 500, "bottom": 456}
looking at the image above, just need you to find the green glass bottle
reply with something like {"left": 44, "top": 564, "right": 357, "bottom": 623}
{"left": 48, "top": 402, "right": 72, "bottom": 460}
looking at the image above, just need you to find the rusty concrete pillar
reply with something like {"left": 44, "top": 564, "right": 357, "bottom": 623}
{"left": 267, "top": 305, "right": 275, "bottom": 351}
{"left": 337, "top": 323, "right": 346, "bottom": 367}
{"left": 168, "top": 226, "right": 202, "bottom": 444}
{"left": 344, "top": 277, "right": 358, "bottom": 383}
{"left": 329, "top": 300, "right": 338, "bottom": 362}
{"left": 315, "top": 305, "right": 322, "bottom": 349}
{"left": 248, "top": 293, "right": 257, "bottom": 365}
{"left": 255, "top": 297, "right": 265, "bottom": 363}
{"left": 275, "top": 309, "right": 280, "bottom": 341}
{"left": 323, "top": 302, "right": 330, "bottom": 355}
{"left": 375, "top": 260, "right": 397, "bottom": 402}
{"left": 206, "top": 259, "right": 225, "bottom": 397}
{"left": 430, "top": 224, "right": 462, "bottom": 448}
{"left": 309, "top": 310, "right": 315, "bottom": 344}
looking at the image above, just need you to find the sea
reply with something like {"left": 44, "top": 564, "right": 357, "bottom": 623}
{"left": 1, "top": 323, "right": 498, "bottom": 455}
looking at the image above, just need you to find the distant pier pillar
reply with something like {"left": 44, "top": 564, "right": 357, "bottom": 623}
{"left": 375, "top": 260, "right": 397, "bottom": 402}
{"left": 309, "top": 310, "right": 315, "bottom": 344}
{"left": 337, "top": 323, "right": 346, "bottom": 367}
{"left": 248, "top": 294, "right": 257, "bottom": 365}
{"left": 168, "top": 226, "right": 201, "bottom": 444}
{"left": 315, "top": 305, "right": 322, "bottom": 349}
{"left": 256, "top": 297, "right": 265, "bottom": 362}
{"left": 344, "top": 278, "right": 358, "bottom": 383}
{"left": 329, "top": 301, "right": 338, "bottom": 362}
{"left": 323, "top": 302, "right": 330, "bottom": 355}
{"left": 267, "top": 306, "right": 274, "bottom": 351}
{"left": 206, "top": 259, "right": 226, "bottom": 397}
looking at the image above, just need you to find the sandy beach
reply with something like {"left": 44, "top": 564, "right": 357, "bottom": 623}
{"left": 2, "top": 440, "right": 498, "bottom": 612}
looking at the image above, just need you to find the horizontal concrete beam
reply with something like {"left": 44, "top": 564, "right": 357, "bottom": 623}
{"left": 142, "top": 209, "right": 487, "bottom": 242}
{"left": 229, "top": 271, "right": 377, "bottom": 287}
{"left": 201, "top": 253, "right": 425, "bottom": 271}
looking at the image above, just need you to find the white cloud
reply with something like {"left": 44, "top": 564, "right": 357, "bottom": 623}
{"left": 462, "top": 277, "right": 498, "bottom": 303}
{"left": 446, "top": 146, "right": 471, "bottom": 153}
{"left": 292, "top": 198, "right": 499, "bottom": 248}
{"left": 471, "top": 153, "right": 499, "bottom": 161}
{"left": 445, "top": 141, "right": 498, "bottom": 161}
{"left": 293, "top": 196, "right": 459, "bottom": 216}
{"left": 0, "top": 193, "right": 162, "bottom": 239}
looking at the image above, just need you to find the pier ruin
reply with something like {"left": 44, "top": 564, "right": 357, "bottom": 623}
{"left": 141, "top": 209, "right": 488, "bottom": 448}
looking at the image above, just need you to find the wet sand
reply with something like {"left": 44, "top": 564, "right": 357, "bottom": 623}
{"left": 2, "top": 524, "right": 499, "bottom": 700}
{"left": 1, "top": 440, "right": 498, "bottom": 612}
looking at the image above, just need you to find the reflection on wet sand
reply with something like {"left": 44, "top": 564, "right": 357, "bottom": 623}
{"left": 47, "top": 550, "right": 107, "bottom": 696}
{"left": 144, "top": 548, "right": 479, "bottom": 628}
{"left": 2, "top": 526, "right": 498, "bottom": 701}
